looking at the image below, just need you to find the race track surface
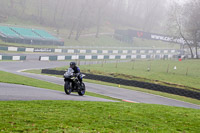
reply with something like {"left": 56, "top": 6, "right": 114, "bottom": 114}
{"left": 0, "top": 82, "right": 115, "bottom": 102}
{"left": 0, "top": 61, "right": 200, "bottom": 109}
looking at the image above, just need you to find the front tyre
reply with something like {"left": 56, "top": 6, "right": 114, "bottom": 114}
{"left": 64, "top": 81, "right": 72, "bottom": 95}
{"left": 78, "top": 83, "right": 86, "bottom": 96}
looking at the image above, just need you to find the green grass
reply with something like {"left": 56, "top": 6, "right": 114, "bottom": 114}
{"left": 0, "top": 101, "right": 199, "bottom": 132}
{"left": 133, "top": 38, "right": 180, "bottom": 49}
{"left": 0, "top": 36, "right": 180, "bottom": 49}
{"left": 0, "top": 32, "right": 180, "bottom": 49}
{"left": 63, "top": 36, "right": 180, "bottom": 48}
{"left": 0, "top": 35, "right": 131, "bottom": 48}
{"left": 63, "top": 35, "right": 132, "bottom": 47}
{"left": 0, "top": 40, "right": 59, "bottom": 49}
{"left": 72, "top": 60, "right": 200, "bottom": 90}
{"left": 0, "top": 70, "right": 63, "bottom": 92}
{"left": 0, "top": 70, "right": 119, "bottom": 101}
{"left": 24, "top": 69, "right": 200, "bottom": 105}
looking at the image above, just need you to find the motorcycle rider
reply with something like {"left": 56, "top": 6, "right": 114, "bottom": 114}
{"left": 69, "top": 62, "right": 82, "bottom": 85}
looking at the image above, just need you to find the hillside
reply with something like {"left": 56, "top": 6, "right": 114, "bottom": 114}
{"left": 0, "top": 0, "right": 180, "bottom": 49}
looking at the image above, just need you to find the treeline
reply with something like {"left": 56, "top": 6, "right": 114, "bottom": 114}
{"left": 0, "top": 0, "right": 168, "bottom": 40}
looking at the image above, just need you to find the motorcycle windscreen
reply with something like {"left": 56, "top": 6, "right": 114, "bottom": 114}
{"left": 64, "top": 68, "right": 74, "bottom": 77}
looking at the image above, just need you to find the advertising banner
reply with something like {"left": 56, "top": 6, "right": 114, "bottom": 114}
{"left": 115, "top": 29, "right": 194, "bottom": 45}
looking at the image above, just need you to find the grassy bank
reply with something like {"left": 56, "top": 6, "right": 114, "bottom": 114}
{"left": 0, "top": 35, "right": 130, "bottom": 48}
{"left": 0, "top": 101, "right": 199, "bottom": 132}
{"left": 0, "top": 34, "right": 180, "bottom": 49}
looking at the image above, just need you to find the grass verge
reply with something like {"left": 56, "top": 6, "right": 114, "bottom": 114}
{"left": 0, "top": 101, "right": 199, "bottom": 132}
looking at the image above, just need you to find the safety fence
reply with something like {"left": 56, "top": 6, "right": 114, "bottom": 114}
{"left": 41, "top": 69, "right": 200, "bottom": 100}
{"left": 0, "top": 45, "right": 180, "bottom": 55}
{"left": 39, "top": 54, "right": 178, "bottom": 61}
{"left": 0, "top": 55, "right": 26, "bottom": 61}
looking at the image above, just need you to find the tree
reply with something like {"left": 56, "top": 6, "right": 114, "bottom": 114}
{"left": 60, "top": 0, "right": 69, "bottom": 20}
{"left": 67, "top": 0, "right": 89, "bottom": 40}
{"left": 142, "top": 0, "right": 167, "bottom": 32}
{"left": 183, "top": 0, "right": 200, "bottom": 58}
{"left": 37, "top": 0, "right": 44, "bottom": 24}
{"left": 0, "top": 0, "right": 171, "bottom": 41}
{"left": 53, "top": 1, "right": 59, "bottom": 26}
{"left": 19, "top": 0, "right": 27, "bottom": 15}
{"left": 94, "top": 0, "right": 111, "bottom": 38}
{"left": 167, "top": 0, "right": 200, "bottom": 58}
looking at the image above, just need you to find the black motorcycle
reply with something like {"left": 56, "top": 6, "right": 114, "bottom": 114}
{"left": 64, "top": 68, "right": 86, "bottom": 96}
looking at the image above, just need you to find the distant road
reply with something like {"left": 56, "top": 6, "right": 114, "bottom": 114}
{"left": 0, "top": 61, "right": 199, "bottom": 109}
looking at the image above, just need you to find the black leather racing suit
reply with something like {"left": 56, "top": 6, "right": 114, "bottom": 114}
{"left": 72, "top": 66, "right": 82, "bottom": 84}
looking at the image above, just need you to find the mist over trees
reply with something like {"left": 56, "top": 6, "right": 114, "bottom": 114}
{"left": 0, "top": 0, "right": 169, "bottom": 40}
{"left": 0, "top": 0, "right": 198, "bottom": 56}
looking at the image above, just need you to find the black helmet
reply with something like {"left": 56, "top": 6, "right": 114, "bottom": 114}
{"left": 70, "top": 62, "right": 76, "bottom": 68}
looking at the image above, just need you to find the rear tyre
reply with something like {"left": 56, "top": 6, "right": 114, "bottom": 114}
{"left": 64, "top": 81, "right": 72, "bottom": 95}
{"left": 78, "top": 83, "right": 86, "bottom": 96}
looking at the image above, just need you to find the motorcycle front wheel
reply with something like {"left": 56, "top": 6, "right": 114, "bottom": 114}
{"left": 78, "top": 83, "right": 86, "bottom": 96}
{"left": 64, "top": 81, "right": 72, "bottom": 95}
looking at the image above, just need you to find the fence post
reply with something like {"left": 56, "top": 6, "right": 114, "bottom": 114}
{"left": 147, "top": 62, "right": 151, "bottom": 72}
{"left": 132, "top": 60, "right": 135, "bottom": 70}
{"left": 116, "top": 60, "right": 118, "bottom": 68}
{"left": 166, "top": 64, "right": 170, "bottom": 73}
{"left": 101, "top": 60, "right": 104, "bottom": 67}
{"left": 186, "top": 67, "right": 189, "bottom": 76}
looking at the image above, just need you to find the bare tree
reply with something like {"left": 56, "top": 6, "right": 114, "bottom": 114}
{"left": 19, "top": 0, "right": 27, "bottom": 15}
{"left": 142, "top": 0, "right": 162, "bottom": 32}
{"left": 60, "top": 0, "right": 69, "bottom": 20}
{"left": 74, "top": 0, "right": 89, "bottom": 40}
{"left": 167, "top": 0, "right": 200, "bottom": 58}
{"left": 67, "top": 0, "right": 89, "bottom": 40}
{"left": 53, "top": 1, "right": 60, "bottom": 26}
{"left": 95, "top": 0, "right": 111, "bottom": 38}
{"left": 183, "top": 0, "right": 200, "bottom": 58}
{"left": 37, "top": 0, "right": 44, "bottom": 24}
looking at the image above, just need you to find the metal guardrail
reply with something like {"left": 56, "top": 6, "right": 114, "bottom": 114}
{"left": 0, "top": 45, "right": 180, "bottom": 54}
{"left": 0, "top": 55, "right": 26, "bottom": 61}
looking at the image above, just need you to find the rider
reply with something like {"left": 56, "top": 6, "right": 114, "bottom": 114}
{"left": 69, "top": 62, "right": 82, "bottom": 85}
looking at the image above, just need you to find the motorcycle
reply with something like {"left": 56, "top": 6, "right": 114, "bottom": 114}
{"left": 64, "top": 68, "right": 86, "bottom": 96}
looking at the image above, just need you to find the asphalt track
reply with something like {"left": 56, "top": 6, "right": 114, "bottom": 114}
{"left": 0, "top": 82, "right": 114, "bottom": 102}
{"left": 0, "top": 61, "right": 200, "bottom": 109}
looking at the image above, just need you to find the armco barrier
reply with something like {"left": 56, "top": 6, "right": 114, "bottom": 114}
{"left": 41, "top": 69, "right": 200, "bottom": 100}
{"left": 0, "top": 46, "right": 180, "bottom": 55}
{"left": 39, "top": 54, "right": 177, "bottom": 61}
{"left": 0, "top": 55, "right": 26, "bottom": 61}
